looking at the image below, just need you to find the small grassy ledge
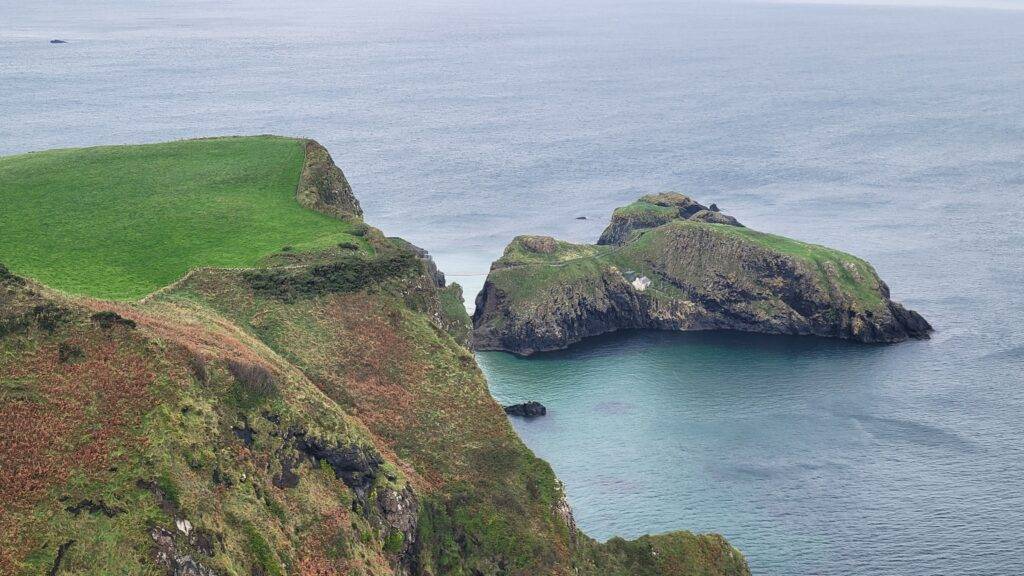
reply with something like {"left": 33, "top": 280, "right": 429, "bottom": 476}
{"left": 0, "top": 136, "right": 364, "bottom": 300}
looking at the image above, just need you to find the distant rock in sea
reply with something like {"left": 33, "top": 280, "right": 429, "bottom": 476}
{"left": 50, "top": 39, "right": 68, "bottom": 44}
{"left": 504, "top": 401, "right": 547, "bottom": 417}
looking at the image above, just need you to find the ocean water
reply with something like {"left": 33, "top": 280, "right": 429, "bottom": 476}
{"left": 3, "top": 1, "right": 1024, "bottom": 574}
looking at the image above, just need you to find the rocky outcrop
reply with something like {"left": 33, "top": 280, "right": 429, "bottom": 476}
{"left": 504, "top": 401, "right": 547, "bottom": 417}
{"left": 473, "top": 196, "right": 930, "bottom": 355}
{"left": 1, "top": 139, "right": 752, "bottom": 576}
{"left": 597, "top": 192, "right": 741, "bottom": 245}
{"left": 150, "top": 527, "right": 217, "bottom": 576}
{"left": 296, "top": 139, "right": 363, "bottom": 218}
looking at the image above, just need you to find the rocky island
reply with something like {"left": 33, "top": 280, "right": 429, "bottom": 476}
{"left": 0, "top": 138, "right": 748, "bottom": 576}
{"left": 473, "top": 193, "right": 931, "bottom": 355}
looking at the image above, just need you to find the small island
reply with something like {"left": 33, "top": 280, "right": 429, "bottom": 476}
{"left": 473, "top": 193, "right": 931, "bottom": 355}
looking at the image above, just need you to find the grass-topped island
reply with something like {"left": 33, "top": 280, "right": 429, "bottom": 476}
{"left": 472, "top": 192, "right": 931, "bottom": 355}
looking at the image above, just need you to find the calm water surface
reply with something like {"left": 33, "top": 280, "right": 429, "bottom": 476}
{"left": 4, "top": 1, "right": 1024, "bottom": 573}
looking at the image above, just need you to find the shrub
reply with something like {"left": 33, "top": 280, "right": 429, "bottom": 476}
{"left": 246, "top": 524, "right": 284, "bottom": 576}
{"left": 227, "top": 359, "right": 278, "bottom": 399}
{"left": 243, "top": 251, "right": 420, "bottom": 302}
{"left": 58, "top": 342, "right": 85, "bottom": 364}
{"left": 188, "top": 353, "right": 208, "bottom": 384}
{"left": 31, "top": 303, "right": 68, "bottom": 333}
{"left": 90, "top": 311, "right": 136, "bottom": 330}
{"left": 384, "top": 530, "right": 405, "bottom": 554}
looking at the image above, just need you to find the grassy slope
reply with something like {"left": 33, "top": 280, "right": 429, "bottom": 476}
{"left": 159, "top": 250, "right": 575, "bottom": 574}
{"left": 0, "top": 274, "right": 407, "bottom": 576}
{"left": 695, "top": 222, "right": 883, "bottom": 308}
{"left": 489, "top": 220, "right": 885, "bottom": 311}
{"left": 0, "top": 137, "right": 362, "bottom": 300}
{"left": 611, "top": 200, "right": 677, "bottom": 218}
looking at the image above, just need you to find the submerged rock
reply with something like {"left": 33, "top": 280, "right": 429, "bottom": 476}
{"left": 504, "top": 401, "right": 547, "bottom": 417}
{"left": 473, "top": 194, "right": 931, "bottom": 355}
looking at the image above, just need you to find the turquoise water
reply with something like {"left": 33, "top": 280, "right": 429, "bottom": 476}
{"left": 4, "top": 1, "right": 1024, "bottom": 573}
{"left": 480, "top": 328, "right": 1024, "bottom": 574}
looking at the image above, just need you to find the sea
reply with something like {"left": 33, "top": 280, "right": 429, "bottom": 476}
{"left": 3, "top": 1, "right": 1023, "bottom": 573}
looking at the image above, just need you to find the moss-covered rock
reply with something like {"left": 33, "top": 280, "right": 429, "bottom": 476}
{"left": 473, "top": 196, "right": 930, "bottom": 355}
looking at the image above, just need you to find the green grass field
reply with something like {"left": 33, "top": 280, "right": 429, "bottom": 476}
{"left": 0, "top": 136, "right": 363, "bottom": 300}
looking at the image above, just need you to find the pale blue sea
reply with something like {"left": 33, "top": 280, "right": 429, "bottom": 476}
{"left": 3, "top": 1, "right": 1023, "bottom": 574}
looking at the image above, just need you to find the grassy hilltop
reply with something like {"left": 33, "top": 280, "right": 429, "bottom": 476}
{"left": 0, "top": 136, "right": 364, "bottom": 300}
{"left": 0, "top": 140, "right": 749, "bottom": 576}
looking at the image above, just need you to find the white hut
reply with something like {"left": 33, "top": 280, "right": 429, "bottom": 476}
{"left": 631, "top": 276, "right": 651, "bottom": 291}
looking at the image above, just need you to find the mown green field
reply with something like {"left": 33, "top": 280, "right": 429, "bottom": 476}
{"left": 0, "top": 136, "right": 362, "bottom": 300}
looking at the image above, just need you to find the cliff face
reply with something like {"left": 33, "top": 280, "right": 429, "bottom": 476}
{"left": 0, "top": 143, "right": 749, "bottom": 576}
{"left": 473, "top": 196, "right": 931, "bottom": 355}
{"left": 296, "top": 139, "right": 363, "bottom": 218}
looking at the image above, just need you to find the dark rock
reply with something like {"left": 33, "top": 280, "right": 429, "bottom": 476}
{"left": 296, "top": 435, "right": 383, "bottom": 496}
{"left": 50, "top": 39, "right": 67, "bottom": 44}
{"left": 689, "top": 209, "right": 743, "bottom": 227}
{"left": 151, "top": 527, "right": 217, "bottom": 576}
{"left": 49, "top": 540, "right": 74, "bottom": 576}
{"left": 66, "top": 499, "right": 122, "bottom": 517}
{"left": 504, "top": 401, "right": 547, "bottom": 418}
{"left": 231, "top": 421, "right": 256, "bottom": 446}
{"left": 91, "top": 310, "right": 137, "bottom": 330}
{"left": 190, "top": 529, "right": 216, "bottom": 557}
{"left": 575, "top": 216, "right": 588, "bottom": 220}
{"left": 709, "top": 203, "right": 720, "bottom": 212}
{"left": 272, "top": 454, "right": 301, "bottom": 489}
{"left": 58, "top": 341, "right": 85, "bottom": 364}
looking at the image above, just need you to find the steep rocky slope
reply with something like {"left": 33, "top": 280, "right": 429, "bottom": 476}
{"left": 0, "top": 142, "right": 749, "bottom": 576}
{"left": 473, "top": 193, "right": 931, "bottom": 355}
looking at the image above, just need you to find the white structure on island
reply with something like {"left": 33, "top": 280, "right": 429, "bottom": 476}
{"left": 631, "top": 276, "right": 651, "bottom": 291}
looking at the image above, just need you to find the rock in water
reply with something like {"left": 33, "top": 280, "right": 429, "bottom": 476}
{"left": 50, "top": 39, "right": 67, "bottom": 44}
{"left": 504, "top": 401, "right": 547, "bottom": 417}
{"left": 472, "top": 194, "right": 931, "bottom": 355}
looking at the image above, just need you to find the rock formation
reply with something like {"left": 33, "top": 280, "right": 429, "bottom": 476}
{"left": 473, "top": 194, "right": 931, "bottom": 355}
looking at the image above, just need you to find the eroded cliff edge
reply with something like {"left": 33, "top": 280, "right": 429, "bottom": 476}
{"left": 473, "top": 193, "right": 931, "bottom": 355}
{"left": 0, "top": 141, "right": 749, "bottom": 576}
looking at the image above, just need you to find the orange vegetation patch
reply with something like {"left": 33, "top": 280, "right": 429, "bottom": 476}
{"left": 0, "top": 327, "right": 178, "bottom": 570}
{"left": 296, "top": 507, "right": 352, "bottom": 576}
{"left": 314, "top": 295, "right": 421, "bottom": 434}
{"left": 86, "top": 300, "right": 273, "bottom": 369}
